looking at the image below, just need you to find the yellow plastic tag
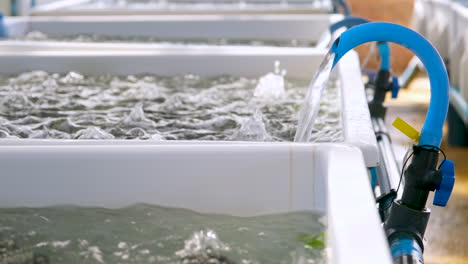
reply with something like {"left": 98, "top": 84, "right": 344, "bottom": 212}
{"left": 392, "top": 117, "right": 420, "bottom": 142}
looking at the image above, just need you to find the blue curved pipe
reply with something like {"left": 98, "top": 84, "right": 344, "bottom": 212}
{"left": 330, "top": 22, "right": 449, "bottom": 147}
{"left": 329, "top": 17, "right": 391, "bottom": 72}
{"left": 332, "top": 0, "right": 351, "bottom": 16}
{"left": 329, "top": 16, "right": 370, "bottom": 34}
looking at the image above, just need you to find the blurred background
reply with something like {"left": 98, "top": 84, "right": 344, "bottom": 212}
{"left": 348, "top": 0, "right": 414, "bottom": 74}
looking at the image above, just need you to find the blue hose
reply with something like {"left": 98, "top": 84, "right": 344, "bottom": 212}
{"left": 11, "top": 0, "right": 18, "bottom": 16}
{"left": 330, "top": 22, "right": 449, "bottom": 147}
{"left": 329, "top": 16, "right": 391, "bottom": 72}
{"left": 329, "top": 16, "right": 370, "bottom": 34}
{"left": 378, "top": 41, "right": 390, "bottom": 71}
{"left": 0, "top": 13, "right": 7, "bottom": 38}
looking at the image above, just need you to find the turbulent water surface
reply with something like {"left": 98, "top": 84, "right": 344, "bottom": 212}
{"left": 0, "top": 71, "right": 342, "bottom": 142}
{"left": 0, "top": 205, "right": 326, "bottom": 264}
{"left": 15, "top": 31, "right": 316, "bottom": 47}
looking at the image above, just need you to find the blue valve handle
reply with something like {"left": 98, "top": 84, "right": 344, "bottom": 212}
{"left": 330, "top": 22, "right": 449, "bottom": 147}
{"left": 434, "top": 160, "right": 456, "bottom": 207}
{"left": 391, "top": 76, "right": 400, "bottom": 98}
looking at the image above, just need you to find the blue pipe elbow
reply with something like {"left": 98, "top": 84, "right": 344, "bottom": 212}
{"left": 332, "top": 0, "right": 351, "bottom": 16}
{"left": 330, "top": 22, "right": 449, "bottom": 147}
{"left": 329, "top": 17, "right": 391, "bottom": 72}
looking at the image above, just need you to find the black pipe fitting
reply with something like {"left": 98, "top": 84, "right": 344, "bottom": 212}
{"left": 401, "top": 147, "right": 442, "bottom": 211}
{"left": 384, "top": 146, "right": 443, "bottom": 259}
{"left": 369, "top": 69, "right": 392, "bottom": 119}
{"left": 385, "top": 200, "right": 431, "bottom": 250}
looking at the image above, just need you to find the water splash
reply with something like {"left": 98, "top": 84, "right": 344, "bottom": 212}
{"left": 294, "top": 52, "right": 336, "bottom": 142}
{"left": 254, "top": 61, "right": 287, "bottom": 100}
{"left": 122, "top": 103, "right": 157, "bottom": 129}
{"left": 232, "top": 109, "right": 272, "bottom": 141}
{"left": 175, "top": 230, "right": 233, "bottom": 263}
{"left": 76, "top": 126, "right": 115, "bottom": 140}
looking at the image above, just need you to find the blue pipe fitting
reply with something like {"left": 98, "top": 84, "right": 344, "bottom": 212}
{"left": 0, "top": 13, "right": 7, "bottom": 38}
{"left": 434, "top": 159, "right": 456, "bottom": 207}
{"left": 330, "top": 22, "right": 449, "bottom": 147}
{"left": 332, "top": 0, "right": 351, "bottom": 16}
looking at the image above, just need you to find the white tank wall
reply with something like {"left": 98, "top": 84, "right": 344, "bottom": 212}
{"left": 30, "top": 0, "right": 331, "bottom": 16}
{"left": 0, "top": 142, "right": 322, "bottom": 214}
{"left": 5, "top": 14, "right": 342, "bottom": 41}
{"left": 0, "top": 140, "right": 392, "bottom": 264}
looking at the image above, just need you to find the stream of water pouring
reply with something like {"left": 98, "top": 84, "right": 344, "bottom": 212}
{"left": 294, "top": 51, "right": 336, "bottom": 142}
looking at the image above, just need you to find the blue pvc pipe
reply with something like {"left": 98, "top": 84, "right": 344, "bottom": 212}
{"left": 370, "top": 168, "right": 378, "bottom": 189}
{"left": 332, "top": 0, "right": 351, "bottom": 16}
{"left": 0, "top": 13, "right": 6, "bottom": 38}
{"left": 11, "top": 0, "right": 17, "bottom": 16}
{"left": 329, "top": 17, "right": 391, "bottom": 72}
{"left": 378, "top": 42, "right": 390, "bottom": 71}
{"left": 329, "top": 16, "right": 370, "bottom": 34}
{"left": 330, "top": 22, "right": 449, "bottom": 147}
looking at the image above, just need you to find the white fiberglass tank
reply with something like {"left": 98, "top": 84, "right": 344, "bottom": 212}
{"left": 29, "top": 0, "right": 333, "bottom": 16}
{"left": 0, "top": 48, "right": 387, "bottom": 263}
{"left": 2, "top": 14, "right": 341, "bottom": 51}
